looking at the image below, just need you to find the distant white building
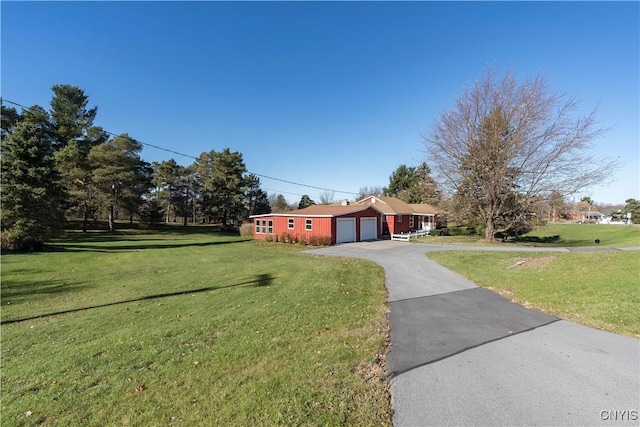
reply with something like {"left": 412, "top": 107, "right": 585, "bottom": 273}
{"left": 582, "top": 211, "right": 603, "bottom": 222}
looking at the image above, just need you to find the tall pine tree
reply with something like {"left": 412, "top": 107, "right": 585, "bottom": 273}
{"left": 245, "top": 174, "right": 271, "bottom": 216}
{"left": 55, "top": 127, "right": 109, "bottom": 232}
{"left": 89, "top": 134, "right": 152, "bottom": 232}
{"left": 1, "top": 112, "right": 66, "bottom": 250}
{"left": 152, "top": 159, "right": 182, "bottom": 223}
{"left": 211, "top": 148, "right": 247, "bottom": 227}
{"left": 49, "top": 84, "right": 98, "bottom": 149}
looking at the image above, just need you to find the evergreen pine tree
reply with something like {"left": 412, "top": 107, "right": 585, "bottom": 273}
{"left": 1, "top": 117, "right": 66, "bottom": 250}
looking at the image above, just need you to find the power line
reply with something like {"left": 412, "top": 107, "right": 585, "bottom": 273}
{"left": 262, "top": 188, "right": 335, "bottom": 200}
{"left": 253, "top": 173, "right": 357, "bottom": 195}
{"left": 2, "top": 98, "right": 359, "bottom": 195}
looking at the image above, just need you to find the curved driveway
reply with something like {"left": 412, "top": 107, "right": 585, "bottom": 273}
{"left": 306, "top": 241, "right": 639, "bottom": 426}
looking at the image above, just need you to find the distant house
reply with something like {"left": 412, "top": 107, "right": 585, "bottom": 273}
{"left": 583, "top": 211, "right": 604, "bottom": 222}
{"left": 565, "top": 210, "right": 604, "bottom": 222}
{"left": 250, "top": 196, "right": 445, "bottom": 245}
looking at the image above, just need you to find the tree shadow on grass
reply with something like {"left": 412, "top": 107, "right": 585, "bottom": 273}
{"left": 1, "top": 273, "right": 275, "bottom": 325}
{"left": 509, "top": 235, "right": 562, "bottom": 245}
{"left": 509, "top": 234, "right": 607, "bottom": 247}
{"left": 52, "top": 239, "right": 253, "bottom": 253}
{"left": 1, "top": 278, "right": 84, "bottom": 302}
{"left": 64, "top": 222, "right": 239, "bottom": 236}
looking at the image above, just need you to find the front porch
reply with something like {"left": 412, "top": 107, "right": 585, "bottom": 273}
{"left": 391, "top": 228, "right": 431, "bottom": 241}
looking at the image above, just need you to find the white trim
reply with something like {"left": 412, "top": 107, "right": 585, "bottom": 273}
{"left": 305, "top": 218, "right": 313, "bottom": 231}
{"left": 391, "top": 229, "right": 430, "bottom": 241}
{"left": 355, "top": 195, "right": 379, "bottom": 204}
{"left": 288, "top": 218, "right": 294, "bottom": 229}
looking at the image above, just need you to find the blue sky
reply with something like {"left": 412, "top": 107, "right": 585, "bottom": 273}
{"left": 2, "top": 1, "right": 638, "bottom": 205}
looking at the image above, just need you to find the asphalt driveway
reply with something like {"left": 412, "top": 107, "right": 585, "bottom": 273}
{"left": 306, "top": 241, "right": 640, "bottom": 426}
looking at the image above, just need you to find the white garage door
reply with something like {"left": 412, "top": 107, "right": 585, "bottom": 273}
{"left": 360, "top": 217, "right": 377, "bottom": 241}
{"left": 336, "top": 218, "right": 356, "bottom": 243}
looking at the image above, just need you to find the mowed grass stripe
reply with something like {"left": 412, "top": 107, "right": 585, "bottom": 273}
{"left": 427, "top": 250, "right": 640, "bottom": 337}
{"left": 1, "top": 230, "right": 391, "bottom": 425}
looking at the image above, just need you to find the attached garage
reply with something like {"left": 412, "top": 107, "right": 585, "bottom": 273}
{"left": 250, "top": 196, "right": 445, "bottom": 245}
{"left": 250, "top": 203, "right": 384, "bottom": 245}
{"left": 360, "top": 217, "right": 377, "bottom": 241}
{"left": 336, "top": 218, "right": 356, "bottom": 243}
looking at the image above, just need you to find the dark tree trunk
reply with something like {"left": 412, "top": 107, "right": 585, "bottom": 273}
{"left": 183, "top": 189, "right": 188, "bottom": 227}
{"left": 108, "top": 204, "right": 115, "bottom": 233}
{"left": 82, "top": 208, "right": 88, "bottom": 233}
{"left": 109, "top": 184, "right": 116, "bottom": 233}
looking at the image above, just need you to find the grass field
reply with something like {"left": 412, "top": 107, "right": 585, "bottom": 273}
{"left": 1, "top": 226, "right": 391, "bottom": 426}
{"left": 3, "top": 222, "right": 638, "bottom": 425}
{"left": 427, "top": 250, "right": 640, "bottom": 338}
{"left": 417, "top": 223, "right": 640, "bottom": 247}
{"left": 426, "top": 224, "right": 640, "bottom": 338}
{"left": 511, "top": 223, "right": 640, "bottom": 247}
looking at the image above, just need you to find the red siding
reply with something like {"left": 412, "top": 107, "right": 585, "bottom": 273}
{"left": 252, "top": 206, "right": 382, "bottom": 245}
{"left": 395, "top": 214, "right": 411, "bottom": 234}
{"left": 384, "top": 214, "right": 412, "bottom": 234}
{"left": 252, "top": 216, "right": 332, "bottom": 243}
{"left": 384, "top": 215, "right": 394, "bottom": 235}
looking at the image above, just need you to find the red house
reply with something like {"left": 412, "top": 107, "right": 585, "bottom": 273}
{"left": 358, "top": 196, "right": 441, "bottom": 236}
{"left": 250, "top": 203, "right": 384, "bottom": 245}
{"left": 250, "top": 196, "right": 444, "bottom": 245}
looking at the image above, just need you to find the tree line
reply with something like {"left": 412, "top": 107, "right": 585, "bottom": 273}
{"left": 3, "top": 70, "right": 634, "bottom": 249}
{"left": 1, "top": 85, "right": 271, "bottom": 251}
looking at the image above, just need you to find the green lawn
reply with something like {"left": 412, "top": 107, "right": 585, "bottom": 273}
{"left": 427, "top": 250, "right": 640, "bottom": 338}
{"left": 1, "top": 227, "right": 391, "bottom": 426}
{"left": 511, "top": 223, "right": 640, "bottom": 247}
{"left": 416, "top": 223, "right": 640, "bottom": 247}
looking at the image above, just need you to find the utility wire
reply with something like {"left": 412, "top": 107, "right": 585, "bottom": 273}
{"left": 2, "top": 98, "right": 359, "bottom": 195}
{"left": 252, "top": 173, "right": 357, "bottom": 195}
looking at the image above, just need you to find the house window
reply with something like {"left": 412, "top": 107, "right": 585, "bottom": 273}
{"left": 255, "top": 220, "right": 260, "bottom": 234}
{"left": 397, "top": 214, "right": 403, "bottom": 223}
{"left": 410, "top": 215, "right": 414, "bottom": 228}
{"left": 305, "top": 219, "right": 312, "bottom": 231}
{"left": 268, "top": 220, "right": 273, "bottom": 234}
{"left": 288, "top": 218, "right": 294, "bottom": 229}
{"left": 261, "top": 220, "right": 267, "bottom": 234}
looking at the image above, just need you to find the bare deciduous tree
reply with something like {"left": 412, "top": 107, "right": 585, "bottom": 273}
{"left": 423, "top": 69, "right": 617, "bottom": 241}
{"left": 357, "top": 186, "right": 383, "bottom": 201}
{"left": 318, "top": 191, "right": 335, "bottom": 205}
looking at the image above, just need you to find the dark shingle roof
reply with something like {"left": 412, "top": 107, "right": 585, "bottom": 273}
{"left": 409, "top": 203, "right": 445, "bottom": 215}
{"left": 355, "top": 196, "right": 412, "bottom": 214}
{"left": 250, "top": 204, "right": 381, "bottom": 218}
{"left": 250, "top": 196, "right": 446, "bottom": 218}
